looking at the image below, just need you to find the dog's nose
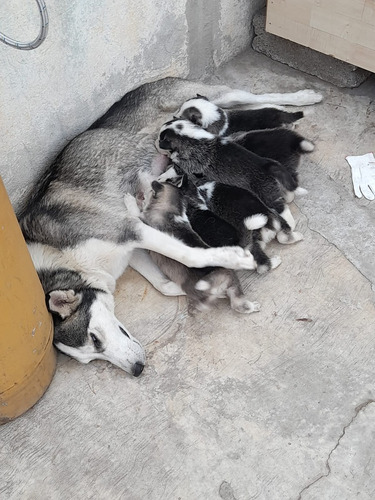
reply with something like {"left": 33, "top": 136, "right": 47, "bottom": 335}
{"left": 132, "top": 362, "right": 145, "bottom": 377}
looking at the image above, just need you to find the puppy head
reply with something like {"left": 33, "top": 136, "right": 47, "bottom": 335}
{"left": 156, "top": 119, "right": 215, "bottom": 155}
{"left": 142, "top": 179, "right": 186, "bottom": 218}
{"left": 175, "top": 95, "right": 229, "bottom": 136}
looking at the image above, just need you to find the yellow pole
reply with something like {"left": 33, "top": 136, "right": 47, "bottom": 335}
{"left": 0, "top": 177, "right": 56, "bottom": 424}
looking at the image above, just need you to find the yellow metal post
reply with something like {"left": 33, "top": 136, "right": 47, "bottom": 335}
{"left": 0, "top": 178, "right": 56, "bottom": 424}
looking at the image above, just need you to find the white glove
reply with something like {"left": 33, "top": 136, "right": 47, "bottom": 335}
{"left": 346, "top": 153, "right": 375, "bottom": 201}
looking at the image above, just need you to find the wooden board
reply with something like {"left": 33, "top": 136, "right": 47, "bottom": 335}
{"left": 266, "top": 0, "right": 375, "bottom": 73}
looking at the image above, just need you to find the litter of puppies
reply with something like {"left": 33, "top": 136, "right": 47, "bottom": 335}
{"left": 136, "top": 95, "right": 315, "bottom": 314}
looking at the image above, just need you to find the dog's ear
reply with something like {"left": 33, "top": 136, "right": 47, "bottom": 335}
{"left": 196, "top": 94, "right": 209, "bottom": 101}
{"left": 183, "top": 107, "right": 202, "bottom": 126}
{"left": 151, "top": 180, "right": 164, "bottom": 195}
{"left": 159, "top": 129, "right": 174, "bottom": 151}
{"left": 47, "top": 290, "right": 83, "bottom": 320}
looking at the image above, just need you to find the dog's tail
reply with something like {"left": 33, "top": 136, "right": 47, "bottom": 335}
{"left": 282, "top": 110, "right": 304, "bottom": 125}
{"left": 244, "top": 213, "right": 268, "bottom": 231}
{"left": 267, "top": 159, "right": 297, "bottom": 193}
{"left": 298, "top": 138, "right": 315, "bottom": 153}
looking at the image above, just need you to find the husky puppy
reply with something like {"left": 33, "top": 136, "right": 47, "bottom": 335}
{"left": 18, "top": 77, "right": 322, "bottom": 372}
{"left": 131, "top": 180, "right": 260, "bottom": 315}
{"left": 175, "top": 96, "right": 314, "bottom": 198}
{"left": 176, "top": 95, "right": 304, "bottom": 136}
{"left": 230, "top": 128, "right": 314, "bottom": 200}
{"left": 160, "top": 167, "right": 303, "bottom": 273}
{"left": 157, "top": 119, "right": 297, "bottom": 231}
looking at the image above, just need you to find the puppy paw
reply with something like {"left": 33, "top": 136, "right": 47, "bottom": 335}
{"left": 270, "top": 255, "right": 282, "bottom": 269}
{"left": 257, "top": 264, "right": 270, "bottom": 275}
{"left": 277, "top": 231, "right": 304, "bottom": 244}
{"left": 232, "top": 299, "right": 261, "bottom": 314}
{"left": 261, "top": 227, "right": 276, "bottom": 244}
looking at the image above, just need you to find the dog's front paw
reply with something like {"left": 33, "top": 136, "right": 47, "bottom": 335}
{"left": 219, "top": 246, "right": 256, "bottom": 270}
{"left": 295, "top": 89, "right": 323, "bottom": 105}
{"left": 157, "top": 280, "right": 186, "bottom": 297}
{"left": 124, "top": 193, "right": 141, "bottom": 217}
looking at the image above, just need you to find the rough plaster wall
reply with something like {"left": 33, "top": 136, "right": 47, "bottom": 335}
{"left": 214, "top": 0, "right": 265, "bottom": 67}
{"left": 0, "top": 0, "right": 262, "bottom": 209}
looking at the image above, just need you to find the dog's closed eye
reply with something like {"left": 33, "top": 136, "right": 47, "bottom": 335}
{"left": 90, "top": 333, "right": 102, "bottom": 350}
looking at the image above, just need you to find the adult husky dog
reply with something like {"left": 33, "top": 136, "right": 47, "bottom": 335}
{"left": 17, "top": 77, "right": 322, "bottom": 375}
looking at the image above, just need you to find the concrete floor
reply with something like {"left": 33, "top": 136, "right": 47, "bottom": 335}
{"left": 1, "top": 49, "right": 375, "bottom": 500}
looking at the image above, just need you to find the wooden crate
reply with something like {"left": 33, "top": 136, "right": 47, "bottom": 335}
{"left": 266, "top": 0, "right": 375, "bottom": 73}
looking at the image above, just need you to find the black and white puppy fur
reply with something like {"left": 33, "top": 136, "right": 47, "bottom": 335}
{"left": 175, "top": 96, "right": 314, "bottom": 201}
{"left": 161, "top": 167, "right": 303, "bottom": 274}
{"left": 157, "top": 119, "right": 297, "bottom": 231}
{"left": 176, "top": 94, "right": 305, "bottom": 136}
{"left": 17, "top": 77, "right": 322, "bottom": 373}
{"left": 124, "top": 181, "right": 260, "bottom": 315}
{"left": 230, "top": 128, "right": 314, "bottom": 201}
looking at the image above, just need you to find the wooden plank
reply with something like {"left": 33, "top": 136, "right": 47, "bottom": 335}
{"left": 312, "top": 0, "right": 366, "bottom": 21}
{"left": 266, "top": 0, "right": 375, "bottom": 73}
{"left": 311, "top": 6, "right": 375, "bottom": 51}
{"left": 271, "top": 0, "right": 313, "bottom": 25}
{"left": 266, "top": 3, "right": 313, "bottom": 47}
{"left": 363, "top": 0, "right": 375, "bottom": 27}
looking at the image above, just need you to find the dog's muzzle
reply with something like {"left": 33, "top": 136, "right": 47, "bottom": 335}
{"left": 132, "top": 361, "right": 145, "bottom": 377}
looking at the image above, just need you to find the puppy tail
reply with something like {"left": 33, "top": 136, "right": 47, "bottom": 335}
{"left": 299, "top": 139, "right": 315, "bottom": 153}
{"left": 284, "top": 110, "right": 304, "bottom": 124}
{"left": 267, "top": 160, "right": 297, "bottom": 192}
{"left": 244, "top": 213, "right": 268, "bottom": 230}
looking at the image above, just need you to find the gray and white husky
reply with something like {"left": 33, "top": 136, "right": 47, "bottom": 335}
{"left": 17, "top": 77, "right": 322, "bottom": 375}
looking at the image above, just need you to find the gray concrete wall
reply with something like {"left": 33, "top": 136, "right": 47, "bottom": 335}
{"left": 0, "top": 0, "right": 264, "bottom": 209}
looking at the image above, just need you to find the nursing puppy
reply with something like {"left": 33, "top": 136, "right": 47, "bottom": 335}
{"left": 175, "top": 95, "right": 304, "bottom": 136}
{"left": 157, "top": 119, "right": 295, "bottom": 228}
{"left": 161, "top": 168, "right": 303, "bottom": 273}
{"left": 175, "top": 96, "right": 314, "bottom": 199}
{"left": 127, "top": 181, "right": 260, "bottom": 315}
{"left": 18, "top": 77, "right": 321, "bottom": 372}
{"left": 231, "top": 128, "right": 314, "bottom": 200}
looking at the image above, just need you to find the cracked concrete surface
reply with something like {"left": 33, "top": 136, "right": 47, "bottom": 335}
{"left": 1, "top": 49, "right": 375, "bottom": 499}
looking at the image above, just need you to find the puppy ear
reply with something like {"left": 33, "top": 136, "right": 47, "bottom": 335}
{"left": 151, "top": 180, "right": 164, "bottom": 194}
{"left": 47, "top": 290, "right": 82, "bottom": 319}
{"left": 181, "top": 107, "right": 202, "bottom": 126}
{"left": 187, "top": 110, "right": 201, "bottom": 126}
{"left": 196, "top": 94, "right": 209, "bottom": 101}
{"left": 159, "top": 129, "right": 173, "bottom": 151}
